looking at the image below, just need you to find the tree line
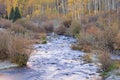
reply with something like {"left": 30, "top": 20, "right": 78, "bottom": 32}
{"left": 0, "top": 0, "right": 120, "bottom": 20}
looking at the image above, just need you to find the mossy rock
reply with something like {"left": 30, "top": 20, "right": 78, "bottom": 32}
{"left": 42, "top": 40, "right": 47, "bottom": 44}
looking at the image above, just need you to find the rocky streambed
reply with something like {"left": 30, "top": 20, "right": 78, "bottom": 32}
{"left": 0, "top": 34, "right": 101, "bottom": 80}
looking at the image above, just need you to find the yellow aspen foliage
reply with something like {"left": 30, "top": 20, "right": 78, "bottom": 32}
{"left": 32, "top": 10, "right": 40, "bottom": 17}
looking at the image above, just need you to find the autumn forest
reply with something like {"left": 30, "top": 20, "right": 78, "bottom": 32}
{"left": 0, "top": 0, "right": 120, "bottom": 19}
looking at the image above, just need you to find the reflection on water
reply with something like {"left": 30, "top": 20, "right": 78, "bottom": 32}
{"left": 0, "top": 74, "right": 22, "bottom": 80}
{"left": 0, "top": 67, "right": 44, "bottom": 80}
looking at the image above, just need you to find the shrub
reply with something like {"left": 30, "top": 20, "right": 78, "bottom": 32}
{"left": 38, "top": 26, "right": 46, "bottom": 33}
{"left": 31, "top": 15, "right": 48, "bottom": 22}
{"left": 40, "top": 33, "right": 47, "bottom": 44}
{"left": 16, "top": 19, "right": 54, "bottom": 33}
{"left": 113, "top": 32, "right": 120, "bottom": 50}
{"left": 61, "top": 19, "right": 72, "bottom": 28}
{"left": 85, "top": 24, "right": 101, "bottom": 36}
{"left": 31, "top": 33, "right": 47, "bottom": 44}
{"left": 0, "top": 19, "right": 12, "bottom": 28}
{"left": 83, "top": 53, "right": 93, "bottom": 63}
{"left": 0, "top": 31, "right": 32, "bottom": 66}
{"left": 68, "top": 21, "right": 81, "bottom": 37}
{"left": 11, "top": 53, "right": 29, "bottom": 66}
{"left": 0, "top": 31, "right": 10, "bottom": 60}
{"left": 98, "top": 51, "right": 113, "bottom": 72}
{"left": 71, "top": 44, "right": 91, "bottom": 53}
{"left": 10, "top": 24, "right": 27, "bottom": 34}
{"left": 16, "top": 19, "right": 39, "bottom": 32}
{"left": 95, "top": 26, "right": 119, "bottom": 51}
{"left": 88, "top": 16, "right": 98, "bottom": 23}
{"left": 54, "top": 25, "right": 67, "bottom": 35}
{"left": 72, "top": 32, "right": 95, "bottom": 52}
{"left": 78, "top": 32, "right": 95, "bottom": 46}
{"left": 72, "top": 13, "right": 120, "bottom": 53}
{"left": 71, "top": 44, "right": 81, "bottom": 50}
{"left": 9, "top": 36, "right": 31, "bottom": 66}
{"left": 32, "top": 33, "right": 41, "bottom": 40}
{"left": 42, "top": 21, "right": 54, "bottom": 33}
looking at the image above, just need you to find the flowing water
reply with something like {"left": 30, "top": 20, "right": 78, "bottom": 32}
{"left": 0, "top": 34, "right": 101, "bottom": 80}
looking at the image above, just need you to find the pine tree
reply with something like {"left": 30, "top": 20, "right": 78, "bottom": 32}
{"left": 5, "top": 14, "right": 8, "bottom": 19}
{"left": 9, "top": 7, "right": 15, "bottom": 20}
{"left": 13, "top": 6, "right": 21, "bottom": 22}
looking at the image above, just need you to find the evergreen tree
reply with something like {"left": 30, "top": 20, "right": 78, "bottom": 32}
{"left": 13, "top": 6, "right": 21, "bottom": 22}
{"left": 5, "top": 14, "right": 8, "bottom": 19}
{"left": 9, "top": 7, "right": 15, "bottom": 20}
{"left": 2, "top": 15, "right": 4, "bottom": 18}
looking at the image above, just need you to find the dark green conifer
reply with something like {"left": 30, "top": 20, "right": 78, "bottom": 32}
{"left": 13, "top": 6, "right": 21, "bottom": 22}
{"left": 9, "top": 7, "right": 14, "bottom": 20}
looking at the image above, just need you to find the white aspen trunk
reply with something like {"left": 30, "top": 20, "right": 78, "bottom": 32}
{"left": 88, "top": 0, "right": 91, "bottom": 14}
{"left": 112, "top": 0, "right": 115, "bottom": 9}
{"left": 61, "top": 0, "right": 65, "bottom": 14}
{"left": 94, "top": 0, "right": 97, "bottom": 14}
{"left": 98, "top": 0, "right": 101, "bottom": 12}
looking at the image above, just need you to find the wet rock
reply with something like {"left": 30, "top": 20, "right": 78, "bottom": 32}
{"left": 38, "top": 46, "right": 41, "bottom": 48}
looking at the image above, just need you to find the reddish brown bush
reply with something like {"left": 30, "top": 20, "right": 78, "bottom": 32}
{"left": 54, "top": 25, "right": 67, "bottom": 35}
{"left": 88, "top": 16, "right": 98, "bottom": 23}
{"left": 68, "top": 21, "right": 81, "bottom": 37}
{"left": 78, "top": 32, "right": 95, "bottom": 46}
{"left": 31, "top": 15, "right": 48, "bottom": 22}
{"left": 0, "top": 19, "right": 12, "bottom": 28}
{"left": 30, "top": 33, "right": 47, "bottom": 44}
{"left": 10, "top": 24, "right": 27, "bottom": 34}
{"left": 98, "top": 51, "right": 113, "bottom": 72}
{"left": 61, "top": 19, "right": 72, "bottom": 28}
{"left": 42, "top": 21, "right": 54, "bottom": 33}
{"left": 16, "top": 19, "right": 39, "bottom": 32}
{"left": 113, "top": 32, "right": 120, "bottom": 50}
{"left": 0, "top": 31, "right": 10, "bottom": 60}
{"left": 71, "top": 32, "right": 94, "bottom": 52}
{"left": 85, "top": 24, "right": 101, "bottom": 36}
{"left": 0, "top": 31, "right": 32, "bottom": 66}
{"left": 71, "top": 44, "right": 91, "bottom": 53}
{"left": 83, "top": 53, "right": 93, "bottom": 63}
{"left": 9, "top": 36, "right": 32, "bottom": 66}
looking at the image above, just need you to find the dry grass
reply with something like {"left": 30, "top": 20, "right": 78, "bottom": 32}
{"left": 16, "top": 19, "right": 54, "bottom": 33}
{"left": 31, "top": 33, "right": 47, "bottom": 44}
{"left": 0, "top": 31, "right": 10, "bottom": 60}
{"left": 86, "top": 25, "right": 101, "bottom": 36}
{"left": 71, "top": 44, "right": 91, "bottom": 53}
{"left": 94, "top": 25, "right": 119, "bottom": 52}
{"left": 98, "top": 51, "right": 113, "bottom": 72}
{"left": 68, "top": 21, "right": 81, "bottom": 37}
{"left": 10, "top": 24, "right": 27, "bottom": 34}
{"left": 0, "top": 31, "right": 32, "bottom": 66}
{"left": 61, "top": 19, "right": 72, "bottom": 28}
{"left": 0, "top": 19, "right": 12, "bottom": 28}
{"left": 42, "top": 21, "right": 54, "bottom": 33}
{"left": 78, "top": 32, "right": 95, "bottom": 45}
{"left": 71, "top": 31, "right": 95, "bottom": 53}
{"left": 83, "top": 53, "right": 93, "bottom": 63}
{"left": 54, "top": 25, "right": 67, "bottom": 35}
{"left": 9, "top": 35, "right": 32, "bottom": 66}
{"left": 113, "top": 32, "right": 120, "bottom": 50}
{"left": 69, "top": 10, "right": 120, "bottom": 73}
{"left": 16, "top": 19, "right": 39, "bottom": 33}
